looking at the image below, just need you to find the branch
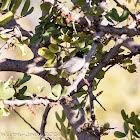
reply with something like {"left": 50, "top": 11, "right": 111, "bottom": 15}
{"left": 2, "top": 99, "right": 50, "bottom": 106}
{"left": 13, "top": 109, "right": 40, "bottom": 134}
{"left": 60, "top": 97, "right": 100, "bottom": 140}
{"left": 40, "top": 104, "right": 51, "bottom": 140}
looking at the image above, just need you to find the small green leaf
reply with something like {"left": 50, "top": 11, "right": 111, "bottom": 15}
{"left": 19, "top": 73, "right": 31, "bottom": 86}
{"left": 11, "top": 0, "right": 22, "bottom": 13}
{"left": 43, "top": 56, "right": 57, "bottom": 67}
{"left": 61, "top": 86, "right": 67, "bottom": 97}
{"left": 18, "top": 86, "right": 27, "bottom": 95}
{"left": 96, "top": 70, "right": 105, "bottom": 79}
{"left": 62, "top": 110, "right": 66, "bottom": 122}
{"left": 124, "top": 122, "right": 129, "bottom": 135}
{"left": 49, "top": 44, "right": 59, "bottom": 53}
{"left": 114, "top": 131, "right": 126, "bottom": 138}
{"left": 134, "top": 117, "right": 140, "bottom": 134}
{"left": 121, "top": 109, "right": 128, "bottom": 121}
{"left": 109, "top": 8, "right": 119, "bottom": 21}
{"left": 0, "top": 0, "right": 11, "bottom": 10}
{"left": 0, "top": 108, "right": 3, "bottom": 117}
{"left": 61, "top": 126, "right": 67, "bottom": 139}
{"left": 23, "top": 7, "right": 34, "bottom": 17}
{"left": 128, "top": 64, "right": 136, "bottom": 73}
{"left": 38, "top": 47, "right": 55, "bottom": 59}
{"left": 78, "top": 40, "right": 85, "bottom": 48}
{"left": 48, "top": 74, "right": 61, "bottom": 82}
{"left": 56, "top": 123, "right": 60, "bottom": 130}
{"left": 21, "top": 0, "right": 30, "bottom": 16}
{"left": 0, "top": 11, "right": 13, "bottom": 25}
{"left": 52, "top": 84, "right": 62, "bottom": 97}
{"left": 40, "top": 3, "right": 51, "bottom": 13}
{"left": 118, "top": 9, "right": 130, "bottom": 22}
{"left": 70, "top": 128, "right": 75, "bottom": 140}
{"left": 132, "top": 129, "right": 140, "bottom": 138}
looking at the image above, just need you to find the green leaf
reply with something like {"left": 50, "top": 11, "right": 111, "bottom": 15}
{"left": 134, "top": 117, "right": 140, "bottom": 134}
{"left": 62, "top": 110, "right": 66, "bottom": 122}
{"left": 11, "top": 0, "right": 22, "bottom": 13}
{"left": 124, "top": 122, "right": 129, "bottom": 135}
{"left": 128, "top": 64, "right": 136, "bottom": 73}
{"left": 105, "top": 14, "right": 114, "bottom": 23}
{"left": 18, "top": 86, "right": 27, "bottom": 95}
{"left": 43, "top": 56, "right": 57, "bottom": 67}
{"left": 49, "top": 44, "right": 59, "bottom": 53}
{"left": 55, "top": 112, "right": 64, "bottom": 127}
{"left": 78, "top": 40, "right": 85, "bottom": 48}
{"left": 62, "top": 34, "right": 71, "bottom": 42}
{"left": 70, "top": 128, "right": 75, "bottom": 140}
{"left": 42, "top": 31, "right": 51, "bottom": 41}
{"left": 96, "top": 70, "right": 105, "bottom": 79}
{"left": 23, "top": 7, "right": 34, "bottom": 17}
{"left": 21, "top": 0, "right": 30, "bottom": 16}
{"left": 40, "top": 3, "right": 51, "bottom": 13}
{"left": 118, "top": 9, "right": 130, "bottom": 22}
{"left": 52, "top": 84, "right": 62, "bottom": 97}
{"left": 123, "top": 58, "right": 132, "bottom": 67}
{"left": 114, "top": 131, "right": 126, "bottom": 138}
{"left": 48, "top": 74, "right": 61, "bottom": 82}
{"left": 46, "top": 23, "right": 59, "bottom": 35}
{"left": 56, "top": 123, "right": 60, "bottom": 130}
{"left": 38, "top": 47, "right": 55, "bottom": 59}
{"left": 109, "top": 8, "right": 119, "bottom": 21}
{"left": 0, "top": 108, "right": 3, "bottom": 117}
{"left": 0, "top": 81, "right": 15, "bottom": 99}
{"left": 30, "top": 33, "right": 42, "bottom": 45}
{"left": 0, "top": 0, "right": 11, "bottom": 10}
{"left": 19, "top": 73, "right": 31, "bottom": 86}
{"left": 132, "top": 129, "right": 140, "bottom": 138}
{"left": 121, "top": 109, "right": 128, "bottom": 121}
{"left": 61, "top": 86, "right": 67, "bottom": 97}
{"left": 0, "top": 11, "right": 13, "bottom": 25}
{"left": 61, "top": 126, "right": 67, "bottom": 139}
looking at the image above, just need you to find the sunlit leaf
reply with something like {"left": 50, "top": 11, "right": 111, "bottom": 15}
{"left": 0, "top": 0, "right": 11, "bottom": 10}
{"left": 52, "top": 84, "right": 62, "bottom": 97}
{"left": 0, "top": 81, "right": 15, "bottom": 99}
{"left": 0, "top": 11, "right": 13, "bottom": 25}
{"left": 49, "top": 44, "right": 59, "bottom": 53}
{"left": 38, "top": 47, "right": 55, "bottom": 59}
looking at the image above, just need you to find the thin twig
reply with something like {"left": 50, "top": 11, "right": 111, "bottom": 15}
{"left": 40, "top": 104, "right": 51, "bottom": 140}
{"left": 13, "top": 109, "right": 40, "bottom": 134}
{"left": 113, "top": 0, "right": 137, "bottom": 21}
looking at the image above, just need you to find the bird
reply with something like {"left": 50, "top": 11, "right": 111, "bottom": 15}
{"left": 58, "top": 51, "right": 86, "bottom": 74}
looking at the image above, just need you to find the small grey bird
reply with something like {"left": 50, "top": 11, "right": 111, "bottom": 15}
{"left": 58, "top": 52, "right": 86, "bottom": 74}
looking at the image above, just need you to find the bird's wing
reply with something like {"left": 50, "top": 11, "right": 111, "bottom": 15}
{"left": 59, "top": 57, "right": 78, "bottom": 69}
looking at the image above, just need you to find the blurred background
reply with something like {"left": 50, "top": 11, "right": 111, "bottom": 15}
{"left": 0, "top": 0, "right": 140, "bottom": 140}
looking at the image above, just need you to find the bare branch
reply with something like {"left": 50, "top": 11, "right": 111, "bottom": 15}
{"left": 40, "top": 104, "right": 51, "bottom": 140}
{"left": 60, "top": 97, "right": 100, "bottom": 140}
{"left": 3, "top": 99, "right": 50, "bottom": 106}
{"left": 13, "top": 109, "right": 40, "bottom": 134}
